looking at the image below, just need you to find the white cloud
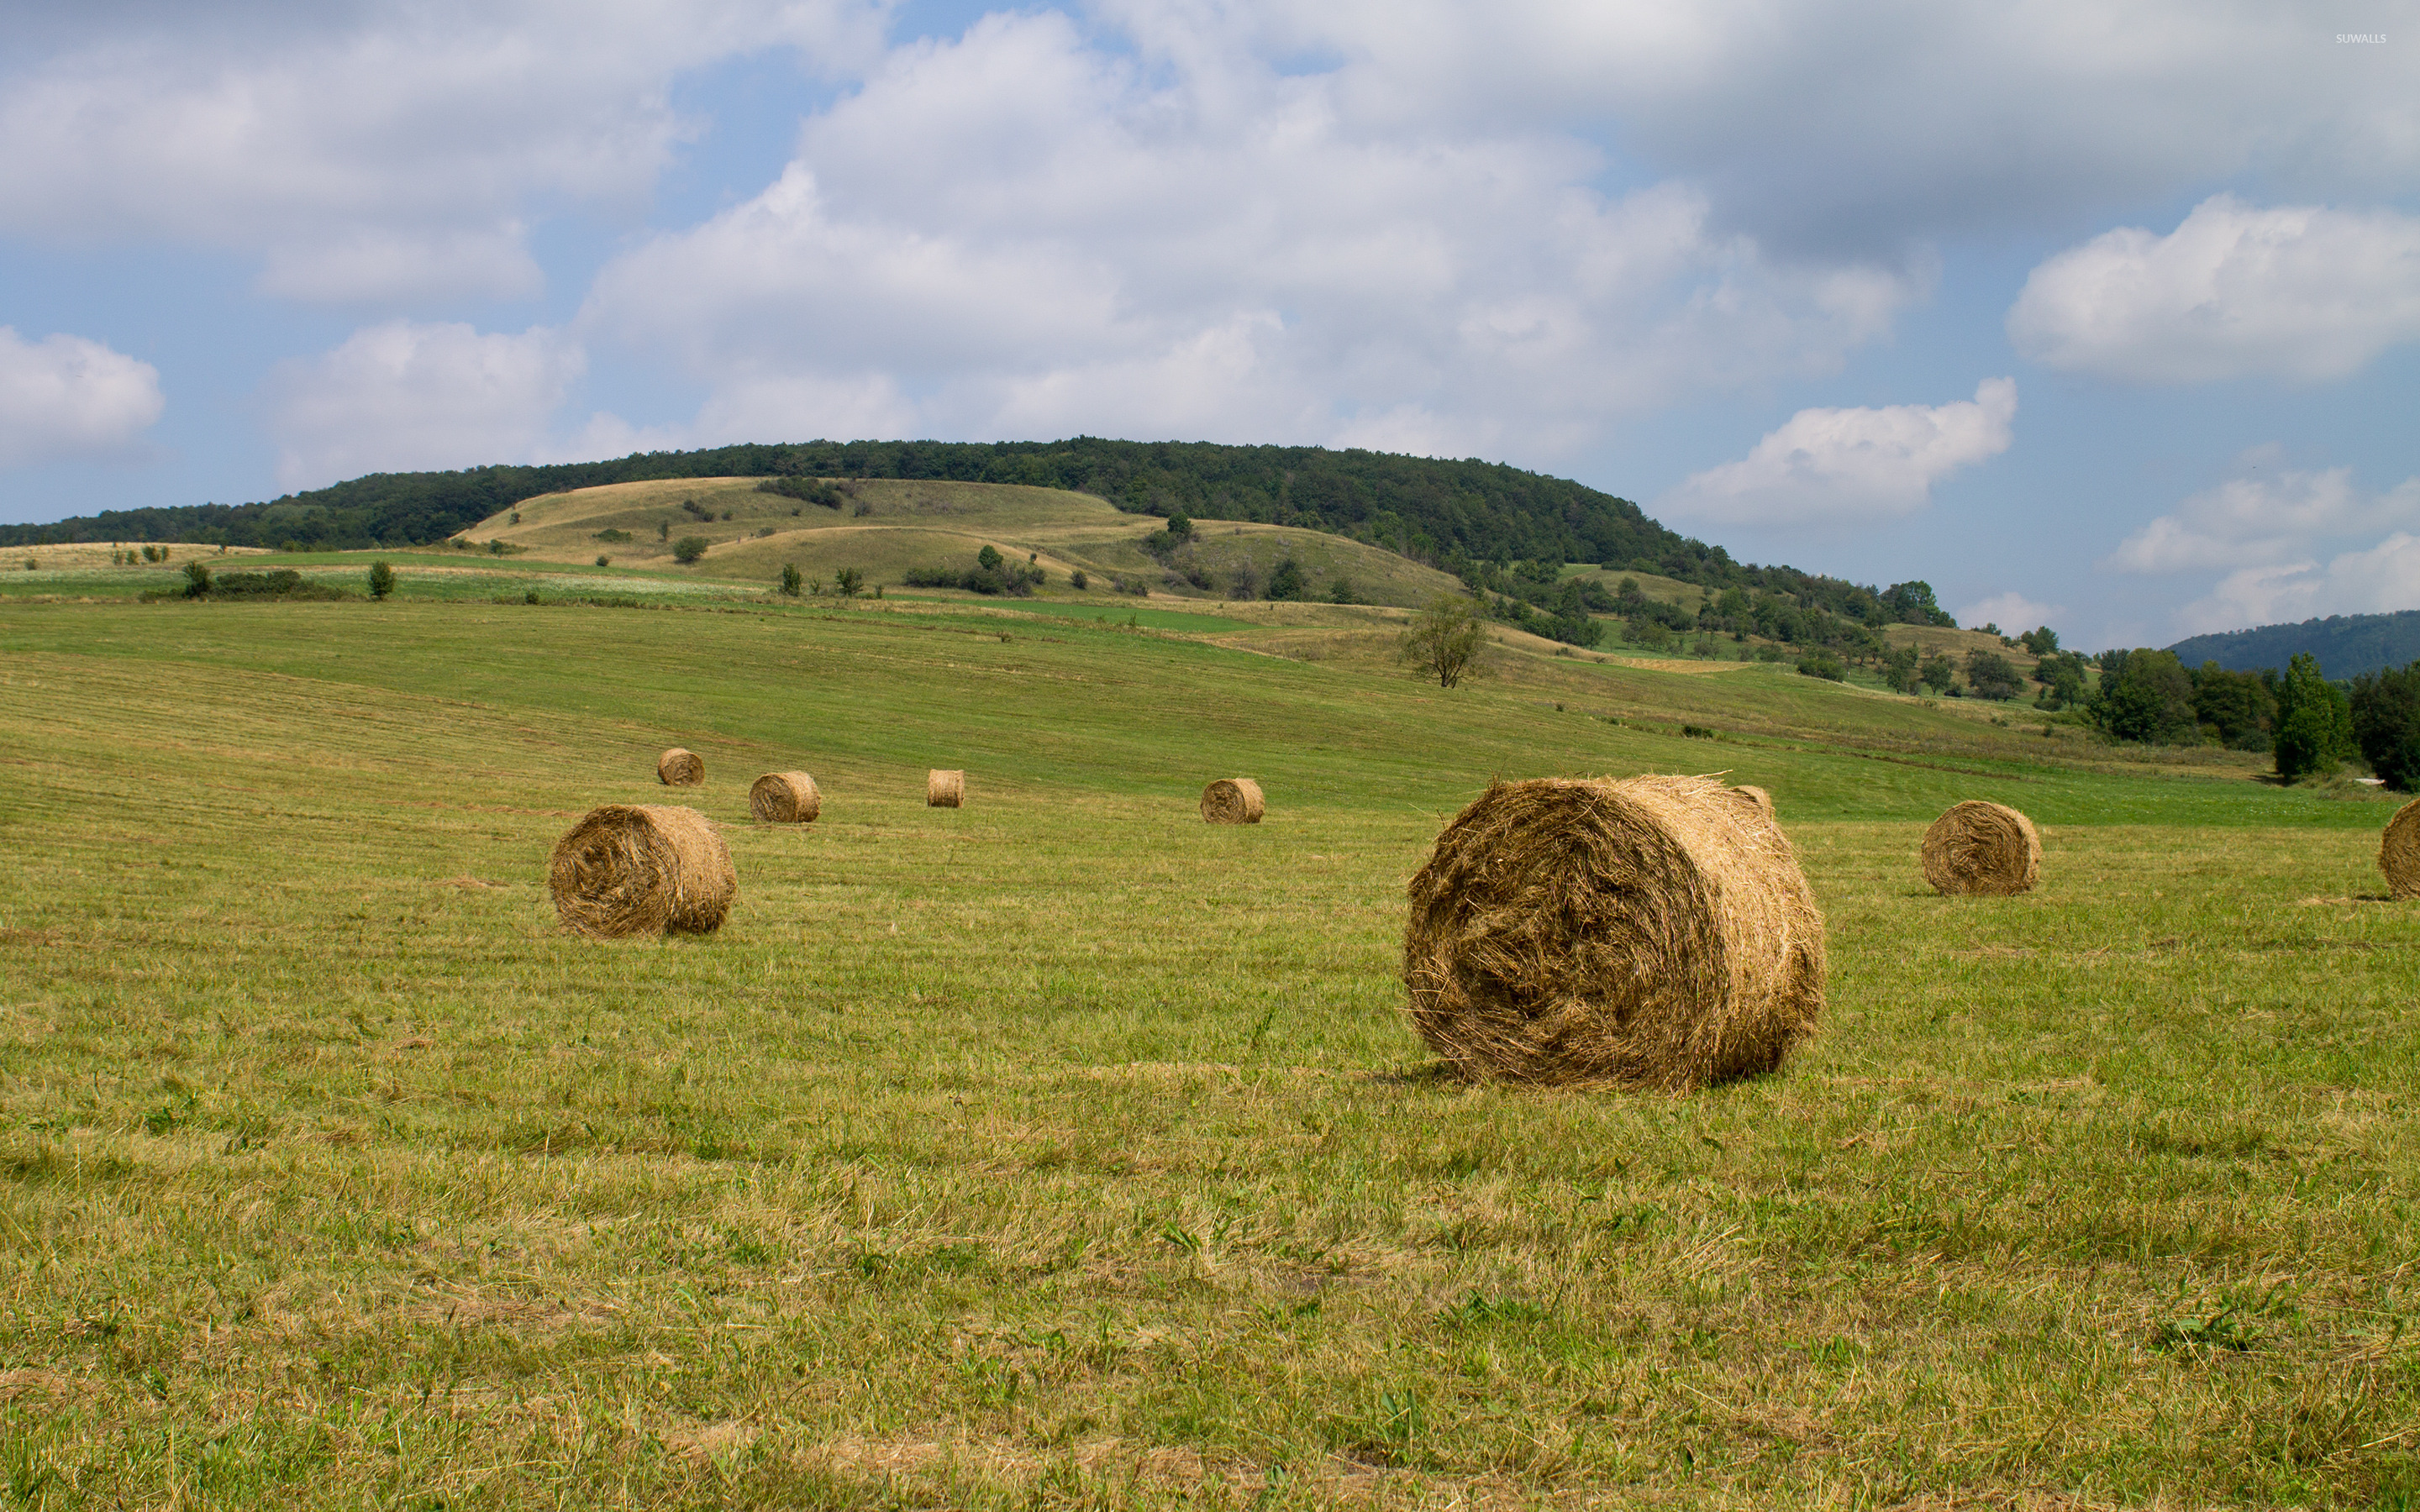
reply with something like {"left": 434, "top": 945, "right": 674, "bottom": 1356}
{"left": 1660, "top": 378, "right": 2017, "bottom": 528}
{"left": 1955, "top": 591, "right": 2065, "bottom": 636}
{"left": 1217, "top": 0, "right": 2420, "bottom": 254}
{"left": 2102, "top": 454, "right": 2420, "bottom": 633}
{"left": 0, "top": 0, "right": 890, "bottom": 304}
{"left": 581, "top": 12, "right": 1919, "bottom": 456}
{"left": 266, "top": 320, "right": 584, "bottom": 491}
{"left": 0, "top": 327, "right": 165, "bottom": 467}
{"left": 2008, "top": 195, "right": 2420, "bottom": 383}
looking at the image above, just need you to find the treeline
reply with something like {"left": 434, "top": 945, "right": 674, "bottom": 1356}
{"left": 1, "top": 437, "right": 1963, "bottom": 637}
{"left": 2086, "top": 648, "right": 2420, "bottom": 789}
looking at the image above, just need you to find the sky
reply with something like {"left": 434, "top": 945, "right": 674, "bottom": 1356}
{"left": 1, "top": 0, "right": 2414, "bottom": 651}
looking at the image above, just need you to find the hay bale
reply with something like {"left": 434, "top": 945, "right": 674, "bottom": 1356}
{"left": 1733, "top": 785, "right": 1773, "bottom": 817}
{"left": 750, "top": 771, "right": 820, "bottom": 824}
{"left": 657, "top": 747, "right": 704, "bottom": 786}
{"left": 1920, "top": 801, "right": 2041, "bottom": 895}
{"left": 1402, "top": 774, "right": 1825, "bottom": 1090}
{"left": 927, "top": 769, "right": 965, "bottom": 808}
{"left": 1201, "top": 777, "right": 1265, "bottom": 824}
{"left": 2382, "top": 797, "right": 2420, "bottom": 900}
{"left": 548, "top": 805, "right": 736, "bottom": 937}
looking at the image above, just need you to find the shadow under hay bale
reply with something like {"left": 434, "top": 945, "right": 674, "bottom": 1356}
{"left": 927, "top": 769, "right": 965, "bottom": 808}
{"left": 1201, "top": 777, "right": 1265, "bottom": 824}
{"left": 549, "top": 805, "right": 735, "bottom": 937}
{"left": 750, "top": 771, "right": 820, "bottom": 824}
{"left": 2384, "top": 798, "right": 2420, "bottom": 900}
{"left": 657, "top": 747, "right": 703, "bottom": 786}
{"left": 1402, "top": 774, "right": 1825, "bottom": 1091}
{"left": 1921, "top": 801, "right": 2040, "bottom": 896}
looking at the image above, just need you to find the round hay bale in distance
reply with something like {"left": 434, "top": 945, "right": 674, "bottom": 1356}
{"left": 1402, "top": 774, "right": 1826, "bottom": 1091}
{"left": 749, "top": 771, "right": 821, "bottom": 824}
{"left": 927, "top": 769, "right": 965, "bottom": 808}
{"left": 2383, "top": 797, "right": 2420, "bottom": 900}
{"left": 1201, "top": 777, "right": 1265, "bottom": 824}
{"left": 1921, "top": 801, "right": 2041, "bottom": 895}
{"left": 656, "top": 747, "right": 704, "bottom": 786}
{"left": 549, "top": 805, "right": 736, "bottom": 937}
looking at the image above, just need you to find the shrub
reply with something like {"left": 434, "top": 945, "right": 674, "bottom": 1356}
{"left": 1267, "top": 559, "right": 1307, "bottom": 601}
{"left": 593, "top": 528, "right": 630, "bottom": 543}
{"left": 2350, "top": 661, "right": 2420, "bottom": 791}
{"left": 596, "top": 555, "right": 610, "bottom": 567}
{"left": 780, "top": 564, "right": 802, "bottom": 597}
{"left": 673, "top": 537, "right": 709, "bottom": 564}
{"left": 509, "top": 512, "right": 521, "bottom": 525}
{"left": 1918, "top": 652, "right": 1957, "bottom": 694}
{"left": 1071, "top": 570, "right": 1089, "bottom": 590}
{"left": 1330, "top": 576, "right": 1355, "bottom": 604}
{"left": 755, "top": 477, "right": 844, "bottom": 509}
{"left": 852, "top": 501, "right": 873, "bottom": 517}
{"left": 1116, "top": 575, "right": 1149, "bottom": 596}
{"left": 1797, "top": 653, "right": 1845, "bottom": 681}
{"left": 657, "top": 520, "right": 670, "bottom": 540}
{"left": 1228, "top": 561, "right": 1260, "bottom": 600}
{"left": 22, "top": 558, "right": 35, "bottom": 571}
{"left": 182, "top": 561, "right": 213, "bottom": 597}
{"left": 367, "top": 561, "right": 395, "bottom": 600}
{"left": 2089, "top": 648, "right": 2199, "bottom": 743}
{"left": 835, "top": 566, "right": 864, "bottom": 597}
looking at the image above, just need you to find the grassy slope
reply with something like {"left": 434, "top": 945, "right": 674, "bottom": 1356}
{"left": 2, "top": 571, "right": 2415, "bottom": 1509}
{"left": 476, "top": 478, "right": 1470, "bottom": 610}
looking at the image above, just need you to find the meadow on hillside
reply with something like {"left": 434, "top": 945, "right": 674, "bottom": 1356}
{"left": 2, "top": 557, "right": 2415, "bottom": 1509}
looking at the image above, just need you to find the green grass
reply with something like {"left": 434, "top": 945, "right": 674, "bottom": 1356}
{"left": 2, "top": 590, "right": 2415, "bottom": 1509}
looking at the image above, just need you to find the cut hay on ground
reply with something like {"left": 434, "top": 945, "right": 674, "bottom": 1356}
{"left": 750, "top": 771, "right": 820, "bottom": 824}
{"left": 548, "top": 805, "right": 736, "bottom": 937}
{"left": 928, "top": 769, "right": 965, "bottom": 808}
{"left": 2384, "top": 798, "right": 2420, "bottom": 900}
{"left": 656, "top": 747, "right": 703, "bottom": 786}
{"left": 1921, "top": 801, "right": 2041, "bottom": 895}
{"left": 1201, "top": 778, "right": 1265, "bottom": 824}
{"left": 1402, "top": 774, "right": 1825, "bottom": 1091}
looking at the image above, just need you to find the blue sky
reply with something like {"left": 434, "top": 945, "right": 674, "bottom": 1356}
{"left": 2, "top": 0, "right": 2413, "bottom": 650}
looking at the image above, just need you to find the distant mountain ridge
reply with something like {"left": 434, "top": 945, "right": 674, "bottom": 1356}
{"left": 0, "top": 438, "right": 1958, "bottom": 638}
{"left": 2167, "top": 609, "right": 2420, "bottom": 680}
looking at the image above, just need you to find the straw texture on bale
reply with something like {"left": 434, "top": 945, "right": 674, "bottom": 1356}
{"left": 1402, "top": 774, "right": 1826, "bottom": 1091}
{"left": 2383, "top": 798, "right": 2420, "bottom": 900}
{"left": 927, "top": 769, "right": 965, "bottom": 808}
{"left": 656, "top": 747, "right": 703, "bottom": 786}
{"left": 1732, "top": 785, "right": 1773, "bottom": 818}
{"left": 548, "top": 805, "right": 736, "bottom": 938}
{"left": 1201, "top": 777, "right": 1265, "bottom": 824}
{"left": 1920, "top": 801, "right": 2041, "bottom": 895}
{"left": 749, "top": 771, "right": 821, "bottom": 824}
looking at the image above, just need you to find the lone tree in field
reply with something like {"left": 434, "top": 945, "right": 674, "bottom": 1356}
{"left": 779, "top": 563, "right": 802, "bottom": 597}
{"left": 1918, "top": 651, "right": 1958, "bottom": 695}
{"left": 834, "top": 566, "right": 864, "bottom": 597}
{"left": 367, "top": 561, "right": 395, "bottom": 600}
{"left": 2274, "top": 651, "right": 2356, "bottom": 780}
{"left": 673, "top": 536, "right": 709, "bottom": 564}
{"left": 1401, "top": 595, "right": 1487, "bottom": 688}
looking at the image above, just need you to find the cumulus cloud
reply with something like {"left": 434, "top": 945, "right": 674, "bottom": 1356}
{"left": 0, "top": 0, "right": 889, "bottom": 303}
{"left": 1216, "top": 0, "right": 2420, "bottom": 255}
{"left": 0, "top": 326, "right": 165, "bottom": 467}
{"left": 2009, "top": 195, "right": 2420, "bottom": 383}
{"left": 581, "top": 11, "right": 1919, "bottom": 456}
{"left": 2104, "top": 454, "right": 2420, "bottom": 633}
{"left": 1659, "top": 378, "right": 2016, "bottom": 528}
{"left": 266, "top": 320, "right": 584, "bottom": 491}
{"left": 1955, "top": 591, "right": 2065, "bottom": 637}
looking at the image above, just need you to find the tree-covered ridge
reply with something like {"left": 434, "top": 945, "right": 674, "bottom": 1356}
{"left": 2166, "top": 609, "right": 2420, "bottom": 680}
{"left": 0, "top": 436, "right": 1954, "bottom": 633}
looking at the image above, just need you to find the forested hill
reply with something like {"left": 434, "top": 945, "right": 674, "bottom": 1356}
{"left": 2168, "top": 610, "right": 2420, "bottom": 680}
{"left": 0, "top": 437, "right": 1957, "bottom": 628}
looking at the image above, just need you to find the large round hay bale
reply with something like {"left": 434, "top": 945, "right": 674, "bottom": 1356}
{"left": 1733, "top": 785, "right": 1773, "bottom": 818}
{"left": 2382, "top": 798, "right": 2420, "bottom": 900}
{"left": 1402, "top": 774, "right": 1826, "bottom": 1091}
{"left": 927, "top": 769, "right": 965, "bottom": 808}
{"left": 750, "top": 771, "right": 820, "bottom": 824}
{"left": 1920, "top": 801, "right": 2041, "bottom": 895}
{"left": 549, "top": 805, "right": 736, "bottom": 937}
{"left": 657, "top": 747, "right": 704, "bottom": 786}
{"left": 1201, "top": 778, "right": 1265, "bottom": 824}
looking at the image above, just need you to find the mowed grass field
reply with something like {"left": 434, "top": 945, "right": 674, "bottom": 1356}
{"left": 3, "top": 580, "right": 2417, "bottom": 1510}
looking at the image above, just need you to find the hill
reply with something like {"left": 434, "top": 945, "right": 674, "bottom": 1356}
{"left": 2167, "top": 608, "right": 2420, "bottom": 679}
{"left": 0, "top": 437, "right": 1960, "bottom": 637}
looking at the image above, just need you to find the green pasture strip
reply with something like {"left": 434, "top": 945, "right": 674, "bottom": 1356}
{"left": 2, "top": 597, "right": 2416, "bottom": 1507}
{"left": 883, "top": 592, "right": 1255, "bottom": 633}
